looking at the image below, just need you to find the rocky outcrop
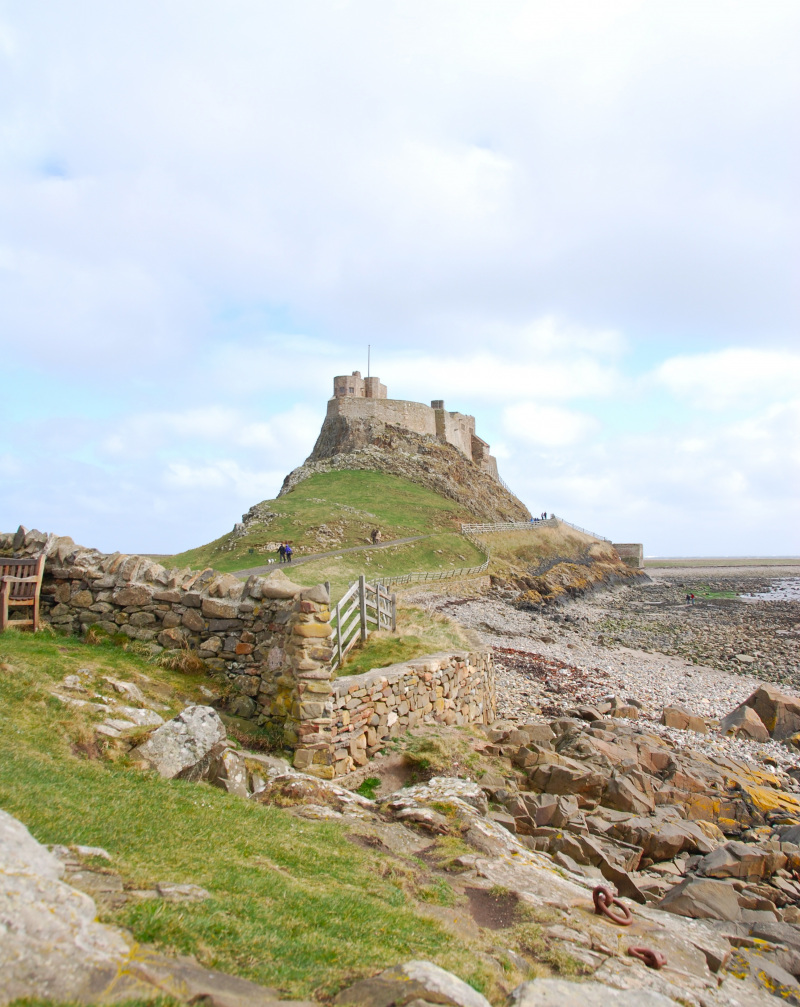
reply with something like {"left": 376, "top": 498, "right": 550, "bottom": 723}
{"left": 332, "top": 960, "right": 491, "bottom": 1007}
{"left": 0, "top": 809, "right": 315, "bottom": 1007}
{"left": 280, "top": 422, "right": 530, "bottom": 523}
{"left": 131, "top": 705, "right": 228, "bottom": 779}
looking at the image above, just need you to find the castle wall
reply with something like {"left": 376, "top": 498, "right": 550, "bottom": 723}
{"left": 326, "top": 396, "right": 499, "bottom": 478}
{"left": 326, "top": 396, "right": 438, "bottom": 438}
{"left": 437, "top": 408, "right": 474, "bottom": 458}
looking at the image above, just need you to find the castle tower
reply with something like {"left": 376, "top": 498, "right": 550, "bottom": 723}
{"left": 332, "top": 371, "right": 387, "bottom": 399}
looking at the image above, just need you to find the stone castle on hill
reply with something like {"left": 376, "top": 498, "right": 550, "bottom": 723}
{"left": 331, "top": 371, "right": 499, "bottom": 481}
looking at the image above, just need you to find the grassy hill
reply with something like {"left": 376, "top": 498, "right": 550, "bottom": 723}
{"left": 0, "top": 630, "right": 526, "bottom": 1000}
{"left": 167, "top": 470, "right": 480, "bottom": 575}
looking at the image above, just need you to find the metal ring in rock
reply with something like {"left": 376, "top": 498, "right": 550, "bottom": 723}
{"left": 628, "top": 946, "right": 667, "bottom": 969}
{"left": 592, "top": 884, "right": 633, "bottom": 926}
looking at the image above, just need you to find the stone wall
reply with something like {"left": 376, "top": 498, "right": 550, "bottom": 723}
{"left": 313, "top": 651, "right": 496, "bottom": 777}
{"left": 1, "top": 527, "right": 495, "bottom": 779}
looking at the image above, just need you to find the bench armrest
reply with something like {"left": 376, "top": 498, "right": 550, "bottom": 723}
{"left": 1, "top": 575, "right": 41, "bottom": 584}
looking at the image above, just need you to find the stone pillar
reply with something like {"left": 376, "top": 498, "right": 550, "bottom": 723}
{"left": 284, "top": 584, "right": 336, "bottom": 778}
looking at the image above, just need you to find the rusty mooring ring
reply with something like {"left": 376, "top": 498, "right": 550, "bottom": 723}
{"left": 628, "top": 945, "right": 667, "bottom": 969}
{"left": 592, "top": 884, "right": 633, "bottom": 926}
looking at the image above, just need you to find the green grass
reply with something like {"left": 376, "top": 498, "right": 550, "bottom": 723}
{"left": 0, "top": 630, "right": 494, "bottom": 1000}
{"left": 338, "top": 604, "right": 475, "bottom": 676}
{"left": 283, "top": 532, "right": 486, "bottom": 602}
{"left": 167, "top": 471, "right": 477, "bottom": 574}
{"left": 355, "top": 777, "right": 382, "bottom": 800}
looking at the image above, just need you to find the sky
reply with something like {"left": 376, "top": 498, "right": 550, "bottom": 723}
{"left": 1, "top": 0, "right": 798, "bottom": 557}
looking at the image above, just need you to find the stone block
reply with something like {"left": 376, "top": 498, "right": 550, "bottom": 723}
{"left": 112, "top": 586, "right": 153, "bottom": 607}
{"left": 292, "top": 622, "right": 332, "bottom": 638}
{"left": 201, "top": 599, "right": 238, "bottom": 619}
{"left": 71, "top": 590, "right": 94, "bottom": 608}
{"left": 661, "top": 705, "right": 708, "bottom": 733}
{"left": 181, "top": 609, "right": 205, "bottom": 632}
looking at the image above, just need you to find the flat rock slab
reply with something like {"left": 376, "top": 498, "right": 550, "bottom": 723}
{"left": 332, "top": 960, "right": 491, "bottom": 1007}
{"left": 509, "top": 978, "right": 675, "bottom": 1006}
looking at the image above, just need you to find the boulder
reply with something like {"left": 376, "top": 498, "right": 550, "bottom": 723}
{"left": 719, "top": 705, "right": 770, "bottom": 742}
{"left": 661, "top": 706, "right": 707, "bottom": 734}
{"left": 696, "top": 841, "right": 786, "bottom": 882}
{"left": 508, "top": 978, "right": 675, "bottom": 1006}
{"left": 603, "top": 774, "right": 655, "bottom": 816}
{"left": 210, "top": 750, "right": 250, "bottom": 798}
{"left": 131, "top": 705, "right": 227, "bottom": 780}
{"left": 743, "top": 684, "right": 800, "bottom": 740}
{"left": 529, "top": 761, "right": 605, "bottom": 802}
{"left": 332, "top": 960, "right": 491, "bottom": 1007}
{"left": 0, "top": 808, "right": 130, "bottom": 1003}
{"left": 658, "top": 877, "right": 742, "bottom": 921}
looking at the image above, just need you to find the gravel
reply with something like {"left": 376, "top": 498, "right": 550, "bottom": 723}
{"left": 404, "top": 569, "right": 800, "bottom": 772}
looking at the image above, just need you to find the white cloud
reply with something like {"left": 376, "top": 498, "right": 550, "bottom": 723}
{"left": 502, "top": 402, "right": 599, "bottom": 446}
{"left": 1, "top": 1, "right": 798, "bottom": 555}
{"left": 163, "top": 460, "right": 282, "bottom": 500}
{"left": 99, "top": 404, "right": 320, "bottom": 460}
{"left": 653, "top": 349, "right": 800, "bottom": 409}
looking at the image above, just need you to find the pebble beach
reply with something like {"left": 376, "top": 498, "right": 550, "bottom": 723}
{"left": 406, "top": 563, "right": 800, "bottom": 772}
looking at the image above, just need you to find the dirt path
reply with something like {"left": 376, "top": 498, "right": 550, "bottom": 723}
{"left": 230, "top": 534, "right": 430, "bottom": 578}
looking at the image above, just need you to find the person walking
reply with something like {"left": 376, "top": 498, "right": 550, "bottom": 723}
{"left": 278, "top": 542, "right": 286, "bottom": 563}
{"left": 285, "top": 543, "right": 293, "bottom": 563}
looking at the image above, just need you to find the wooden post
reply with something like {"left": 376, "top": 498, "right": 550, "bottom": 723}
{"left": 359, "top": 574, "right": 368, "bottom": 641}
{"left": 391, "top": 593, "right": 397, "bottom": 632}
{"left": 336, "top": 604, "right": 343, "bottom": 666}
{"left": 324, "top": 580, "right": 330, "bottom": 598}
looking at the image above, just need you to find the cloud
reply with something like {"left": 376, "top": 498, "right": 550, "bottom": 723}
{"left": 653, "top": 349, "right": 800, "bottom": 409}
{"left": 98, "top": 404, "right": 320, "bottom": 460}
{"left": 163, "top": 460, "right": 283, "bottom": 499}
{"left": 502, "top": 402, "right": 599, "bottom": 446}
{"left": 1, "top": 2, "right": 798, "bottom": 556}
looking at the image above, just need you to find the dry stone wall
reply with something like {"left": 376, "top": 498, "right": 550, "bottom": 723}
{"left": 315, "top": 652, "right": 496, "bottom": 777}
{"left": 1, "top": 527, "right": 494, "bottom": 779}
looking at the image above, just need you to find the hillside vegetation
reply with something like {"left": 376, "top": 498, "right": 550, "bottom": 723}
{"left": 0, "top": 630, "right": 506, "bottom": 999}
{"left": 167, "top": 470, "right": 478, "bottom": 574}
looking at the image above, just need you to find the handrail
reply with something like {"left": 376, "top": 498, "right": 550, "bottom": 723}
{"left": 550, "top": 515, "right": 611, "bottom": 542}
{"left": 460, "top": 516, "right": 610, "bottom": 542}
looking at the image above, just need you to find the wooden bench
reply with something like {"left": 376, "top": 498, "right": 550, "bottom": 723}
{"left": 0, "top": 554, "right": 46, "bottom": 632}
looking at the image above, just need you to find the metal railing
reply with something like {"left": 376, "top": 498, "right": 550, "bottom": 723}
{"left": 460, "top": 518, "right": 557, "bottom": 534}
{"left": 460, "top": 516, "right": 610, "bottom": 542}
{"left": 331, "top": 575, "right": 396, "bottom": 670}
{"left": 550, "top": 515, "right": 611, "bottom": 542}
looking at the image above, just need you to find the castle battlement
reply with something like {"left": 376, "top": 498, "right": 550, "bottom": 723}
{"left": 327, "top": 372, "right": 499, "bottom": 481}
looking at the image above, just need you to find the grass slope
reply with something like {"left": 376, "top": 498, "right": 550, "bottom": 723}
{"left": 287, "top": 532, "right": 486, "bottom": 601}
{"left": 167, "top": 471, "right": 477, "bottom": 574}
{"left": 0, "top": 631, "right": 496, "bottom": 1000}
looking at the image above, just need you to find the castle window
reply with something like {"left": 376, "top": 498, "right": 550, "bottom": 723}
{"left": 338, "top": 386, "right": 346, "bottom": 394}
{"left": 349, "top": 386, "right": 355, "bottom": 393}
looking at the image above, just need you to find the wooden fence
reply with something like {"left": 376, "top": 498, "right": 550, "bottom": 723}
{"left": 330, "top": 575, "right": 397, "bottom": 670}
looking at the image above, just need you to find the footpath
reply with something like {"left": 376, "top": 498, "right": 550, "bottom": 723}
{"left": 230, "top": 535, "right": 430, "bottom": 578}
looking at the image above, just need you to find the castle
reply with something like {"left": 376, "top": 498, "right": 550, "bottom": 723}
{"left": 330, "top": 371, "right": 499, "bottom": 480}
